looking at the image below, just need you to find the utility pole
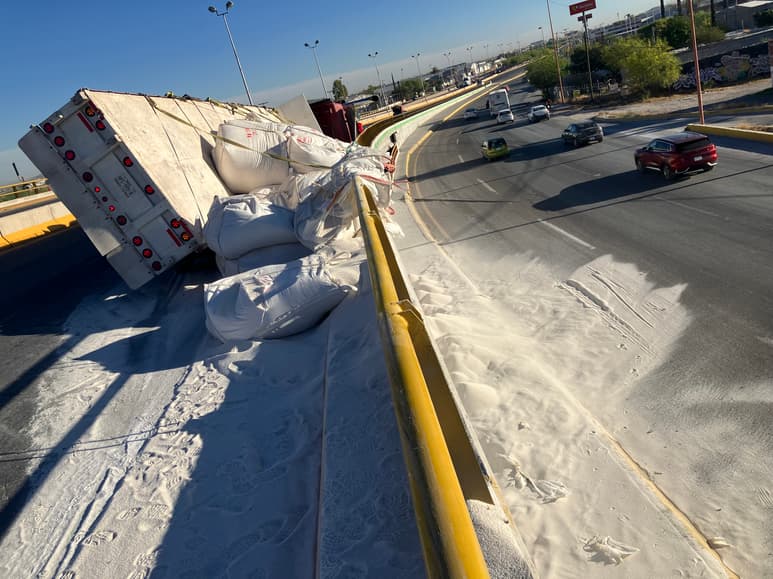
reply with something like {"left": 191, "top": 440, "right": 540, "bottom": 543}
{"left": 687, "top": 0, "right": 705, "bottom": 123}
{"left": 546, "top": 0, "right": 565, "bottom": 103}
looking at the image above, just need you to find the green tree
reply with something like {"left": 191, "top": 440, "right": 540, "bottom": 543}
{"left": 396, "top": 78, "right": 424, "bottom": 100}
{"left": 568, "top": 44, "right": 605, "bottom": 75}
{"left": 332, "top": 79, "right": 348, "bottom": 101}
{"left": 641, "top": 13, "right": 724, "bottom": 48}
{"left": 604, "top": 37, "right": 680, "bottom": 97}
{"left": 755, "top": 9, "right": 773, "bottom": 26}
{"left": 526, "top": 49, "right": 568, "bottom": 95}
{"left": 664, "top": 16, "right": 692, "bottom": 48}
{"left": 694, "top": 11, "right": 725, "bottom": 43}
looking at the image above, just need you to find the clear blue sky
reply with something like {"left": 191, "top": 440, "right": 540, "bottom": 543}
{"left": 0, "top": 0, "right": 660, "bottom": 184}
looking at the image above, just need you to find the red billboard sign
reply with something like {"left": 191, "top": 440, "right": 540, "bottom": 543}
{"left": 569, "top": 0, "right": 596, "bottom": 15}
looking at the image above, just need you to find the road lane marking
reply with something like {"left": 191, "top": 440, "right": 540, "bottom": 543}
{"left": 476, "top": 178, "right": 498, "bottom": 194}
{"left": 661, "top": 198, "right": 721, "bottom": 218}
{"left": 538, "top": 219, "right": 596, "bottom": 250}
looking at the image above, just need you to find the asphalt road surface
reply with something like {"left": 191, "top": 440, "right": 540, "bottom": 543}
{"left": 401, "top": 74, "right": 773, "bottom": 576}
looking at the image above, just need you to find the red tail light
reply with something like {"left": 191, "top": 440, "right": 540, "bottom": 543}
{"left": 144, "top": 185, "right": 155, "bottom": 194}
{"left": 54, "top": 136, "right": 65, "bottom": 147}
{"left": 142, "top": 248, "right": 153, "bottom": 258}
{"left": 43, "top": 122, "right": 55, "bottom": 134}
{"left": 170, "top": 219, "right": 181, "bottom": 228}
{"left": 82, "top": 172, "right": 93, "bottom": 182}
{"left": 151, "top": 261, "right": 162, "bottom": 271}
{"left": 64, "top": 150, "right": 76, "bottom": 160}
{"left": 116, "top": 216, "right": 127, "bottom": 225}
{"left": 95, "top": 120, "right": 106, "bottom": 130}
{"left": 132, "top": 236, "right": 143, "bottom": 246}
{"left": 108, "top": 205, "right": 116, "bottom": 212}
{"left": 123, "top": 157, "right": 134, "bottom": 167}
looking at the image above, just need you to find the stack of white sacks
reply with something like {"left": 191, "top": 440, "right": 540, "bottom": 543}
{"left": 203, "top": 119, "right": 395, "bottom": 342}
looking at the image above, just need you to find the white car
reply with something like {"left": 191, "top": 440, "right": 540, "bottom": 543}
{"left": 528, "top": 104, "right": 550, "bottom": 123}
{"left": 496, "top": 109, "right": 514, "bottom": 124}
{"left": 463, "top": 108, "right": 478, "bottom": 120}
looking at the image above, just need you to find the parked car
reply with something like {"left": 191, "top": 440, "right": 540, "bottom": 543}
{"left": 528, "top": 104, "right": 550, "bottom": 123}
{"left": 634, "top": 132, "right": 718, "bottom": 180}
{"left": 496, "top": 109, "right": 514, "bottom": 124}
{"left": 463, "top": 108, "right": 478, "bottom": 120}
{"left": 481, "top": 137, "right": 509, "bottom": 161}
{"left": 562, "top": 121, "right": 604, "bottom": 146}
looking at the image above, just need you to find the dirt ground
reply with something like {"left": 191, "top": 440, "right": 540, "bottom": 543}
{"left": 592, "top": 77, "right": 773, "bottom": 120}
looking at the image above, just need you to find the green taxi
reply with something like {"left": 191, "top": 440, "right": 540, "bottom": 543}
{"left": 481, "top": 137, "right": 509, "bottom": 161}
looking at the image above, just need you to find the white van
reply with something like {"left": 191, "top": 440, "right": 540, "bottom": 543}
{"left": 488, "top": 89, "right": 510, "bottom": 117}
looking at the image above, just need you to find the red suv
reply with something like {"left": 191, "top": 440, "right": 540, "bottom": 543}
{"left": 634, "top": 131, "right": 718, "bottom": 180}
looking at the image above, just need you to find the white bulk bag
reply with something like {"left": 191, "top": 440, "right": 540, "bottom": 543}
{"left": 269, "top": 171, "right": 328, "bottom": 211}
{"left": 215, "top": 243, "right": 313, "bottom": 277}
{"left": 294, "top": 176, "right": 358, "bottom": 251}
{"left": 212, "top": 121, "right": 290, "bottom": 193}
{"left": 286, "top": 126, "right": 348, "bottom": 174}
{"left": 204, "top": 254, "right": 352, "bottom": 342}
{"left": 204, "top": 195, "right": 297, "bottom": 259}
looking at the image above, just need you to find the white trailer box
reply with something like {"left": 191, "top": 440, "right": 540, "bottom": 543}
{"left": 19, "top": 89, "right": 287, "bottom": 289}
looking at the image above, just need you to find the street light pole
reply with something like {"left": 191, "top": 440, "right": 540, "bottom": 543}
{"left": 539, "top": 26, "right": 545, "bottom": 48}
{"left": 208, "top": 2, "right": 253, "bottom": 105}
{"left": 368, "top": 52, "right": 387, "bottom": 107}
{"left": 304, "top": 40, "right": 328, "bottom": 100}
{"left": 411, "top": 53, "right": 425, "bottom": 98}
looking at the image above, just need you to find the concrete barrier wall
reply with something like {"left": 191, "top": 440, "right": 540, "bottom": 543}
{"left": 0, "top": 194, "right": 75, "bottom": 248}
{"left": 686, "top": 123, "right": 773, "bottom": 143}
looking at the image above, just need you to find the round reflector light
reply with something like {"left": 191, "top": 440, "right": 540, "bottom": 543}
{"left": 142, "top": 249, "right": 153, "bottom": 258}
{"left": 65, "top": 150, "right": 76, "bottom": 160}
{"left": 95, "top": 120, "right": 106, "bottom": 130}
{"left": 117, "top": 215, "right": 127, "bottom": 225}
{"left": 43, "top": 122, "right": 55, "bottom": 134}
{"left": 84, "top": 105, "right": 97, "bottom": 117}
{"left": 94, "top": 186, "right": 101, "bottom": 193}
{"left": 108, "top": 205, "right": 116, "bottom": 212}
{"left": 144, "top": 185, "right": 155, "bottom": 194}
{"left": 54, "top": 136, "right": 65, "bottom": 147}
{"left": 82, "top": 172, "right": 93, "bottom": 182}
{"left": 152, "top": 261, "right": 162, "bottom": 271}
{"left": 123, "top": 157, "right": 133, "bottom": 167}
{"left": 132, "top": 236, "right": 143, "bottom": 246}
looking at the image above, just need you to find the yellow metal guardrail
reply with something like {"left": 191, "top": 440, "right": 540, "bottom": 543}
{"left": 0, "top": 178, "right": 51, "bottom": 203}
{"left": 354, "top": 177, "right": 491, "bottom": 578}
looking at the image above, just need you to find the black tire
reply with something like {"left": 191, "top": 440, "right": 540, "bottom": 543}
{"left": 662, "top": 164, "right": 673, "bottom": 180}
{"left": 636, "top": 159, "right": 646, "bottom": 174}
{"left": 597, "top": 136, "right": 603, "bottom": 143}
